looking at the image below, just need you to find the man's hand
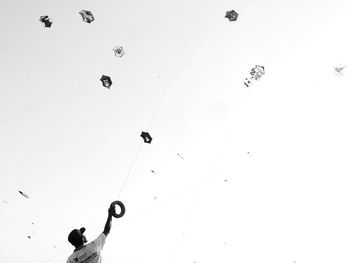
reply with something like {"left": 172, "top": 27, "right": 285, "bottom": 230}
{"left": 108, "top": 205, "right": 116, "bottom": 216}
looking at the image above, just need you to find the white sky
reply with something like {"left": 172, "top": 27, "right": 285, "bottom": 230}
{"left": 0, "top": 0, "right": 350, "bottom": 263}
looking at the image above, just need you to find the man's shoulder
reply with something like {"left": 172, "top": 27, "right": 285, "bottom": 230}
{"left": 93, "top": 233, "right": 107, "bottom": 242}
{"left": 90, "top": 233, "right": 107, "bottom": 249}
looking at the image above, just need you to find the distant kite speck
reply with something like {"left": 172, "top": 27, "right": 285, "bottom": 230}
{"left": 19, "top": 191, "right": 29, "bottom": 198}
{"left": 334, "top": 65, "right": 346, "bottom": 75}
{"left": 177, "top": 153, "right": 184, "bottom": 159}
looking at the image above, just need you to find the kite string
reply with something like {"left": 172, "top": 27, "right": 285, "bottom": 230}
{"left": 147, "top": 0, "right": 208, "bottom": 131}
{"left": 117, "top": 0, "right": 208, "bottom": 201}
{"left": 117, "top": 0, "right": 209, "bottom": 198}
{"left": 115, "top": 36, "right": 190, "bottom": 199}
{"left": 114, "top": 0, "right": 211, "bottom": 258}
{"left": 117, "top": 141, "right": 143, "bottom": 199}
{"left": 147, "top": 34, "right": 191, "bottom": 130}
{"left": 148, "top": 1, "right": 209, "bottom": 262}
{"left": 115, "top": 32, "right": 190, "bottom": 200}
{"left": 116, "top": 175, "right": 210, "bottom": 228}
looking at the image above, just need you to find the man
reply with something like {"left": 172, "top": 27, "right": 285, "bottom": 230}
{"left": 66, "top": 205, "right": 116, "bottom": 263}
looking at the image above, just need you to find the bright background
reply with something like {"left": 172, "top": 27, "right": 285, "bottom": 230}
{"left": 0, "top": 0, "right": 350, "bottom": 263}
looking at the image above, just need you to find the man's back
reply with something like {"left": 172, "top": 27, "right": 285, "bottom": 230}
{"left": 67, "top": 233, "right": 106, "bottom": 263}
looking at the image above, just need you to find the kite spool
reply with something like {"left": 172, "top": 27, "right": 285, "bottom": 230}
{"left": 110, "top": 201, "right": 125, "bottom": 218}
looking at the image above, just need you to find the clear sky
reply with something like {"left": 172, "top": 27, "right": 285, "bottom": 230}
{"left": 0, "top": 0, "right": 350, "bottom": 263}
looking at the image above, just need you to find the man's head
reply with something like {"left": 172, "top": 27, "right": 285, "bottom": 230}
{"left": 68, "top": 227, "right": 87, "bottom": 247}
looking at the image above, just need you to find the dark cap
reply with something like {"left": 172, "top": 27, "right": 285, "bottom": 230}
{"left": 68, "top": 227, "right": 86, "bottom": 246}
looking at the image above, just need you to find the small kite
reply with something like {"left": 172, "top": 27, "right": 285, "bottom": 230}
{"left": 250, "top": 65, "right": 265, "bottom": 80}
{"left": 27, "top": 232, "right": 35, "bottom": 239}
{"left": 334, "top": 65, "right": 346, "bottom": 75}
{"left": 100, "top": 75, "right": 112, "bottom": 88}
{"left": 151, "top": 169, "right": 156, "bottom": 173}
{"left": 244, "top": 65, "right": 265, "bottom": 87}
{"left": 19, "top": 191, "right": 29, "bottom": 198}
{"left": 79, "top": 10, "right": 94, "bottom": 23}
{"left": 2, "top": 200, "right": 8, "bottom": 204}
{"left": 177, "top": 153, "right": 184, "bottom": 159}
{"left": 225, "top": 10, "right": 238, "bottom": 22}
{"left": 140, "top": 131, "right": 152, "bottom": 143}
{"left": 39, "top": 16, "right": 52, "bottom": 28}
{"left": 113, "top": 46, "right": 125, "bottom": 57}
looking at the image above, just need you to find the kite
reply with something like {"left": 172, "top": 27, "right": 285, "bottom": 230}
{"left": 250, "top": 65, "right": 265, "bottom": 80}
{"left": 113, "top": 46, "right": 125, "bottom": 57}
{"left": 140, "top": 131, "right": 152, "bottom": 143}
{"left": 39, "top": 16, "right": 52, "bottom": 28}
{"left": 2, "top": 200, "right": 8, "bottom": 204}
{"left": 177, "top": 153, "right": 184, "bottom": 159}
{"left": 151, "top": 169, "right": 156, "bottom": 173}
{"left": 79, "top": 10, "right": 94, "bottom": 23}
{"left": 100, "top": 75, "right": 112, "bottom": 88}
{"left": 225, "top": 10, "right": 238, "bottom": 21}
{"left": 19, "top": 191, "right": 29, "bottom": 198}
{"left": 334, "top": 65, "right": 346, "bottom": 75}
{"left": 244, "top": 65, "right": 265, "bottom": 87}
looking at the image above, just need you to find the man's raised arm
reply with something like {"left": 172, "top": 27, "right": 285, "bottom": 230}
{"left": 103, "top": 206, "right": 115, "bottom": 236}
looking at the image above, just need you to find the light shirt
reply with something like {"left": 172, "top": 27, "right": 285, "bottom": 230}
{"left": 67, "top": 233, "right": 106, "bottom": 263}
